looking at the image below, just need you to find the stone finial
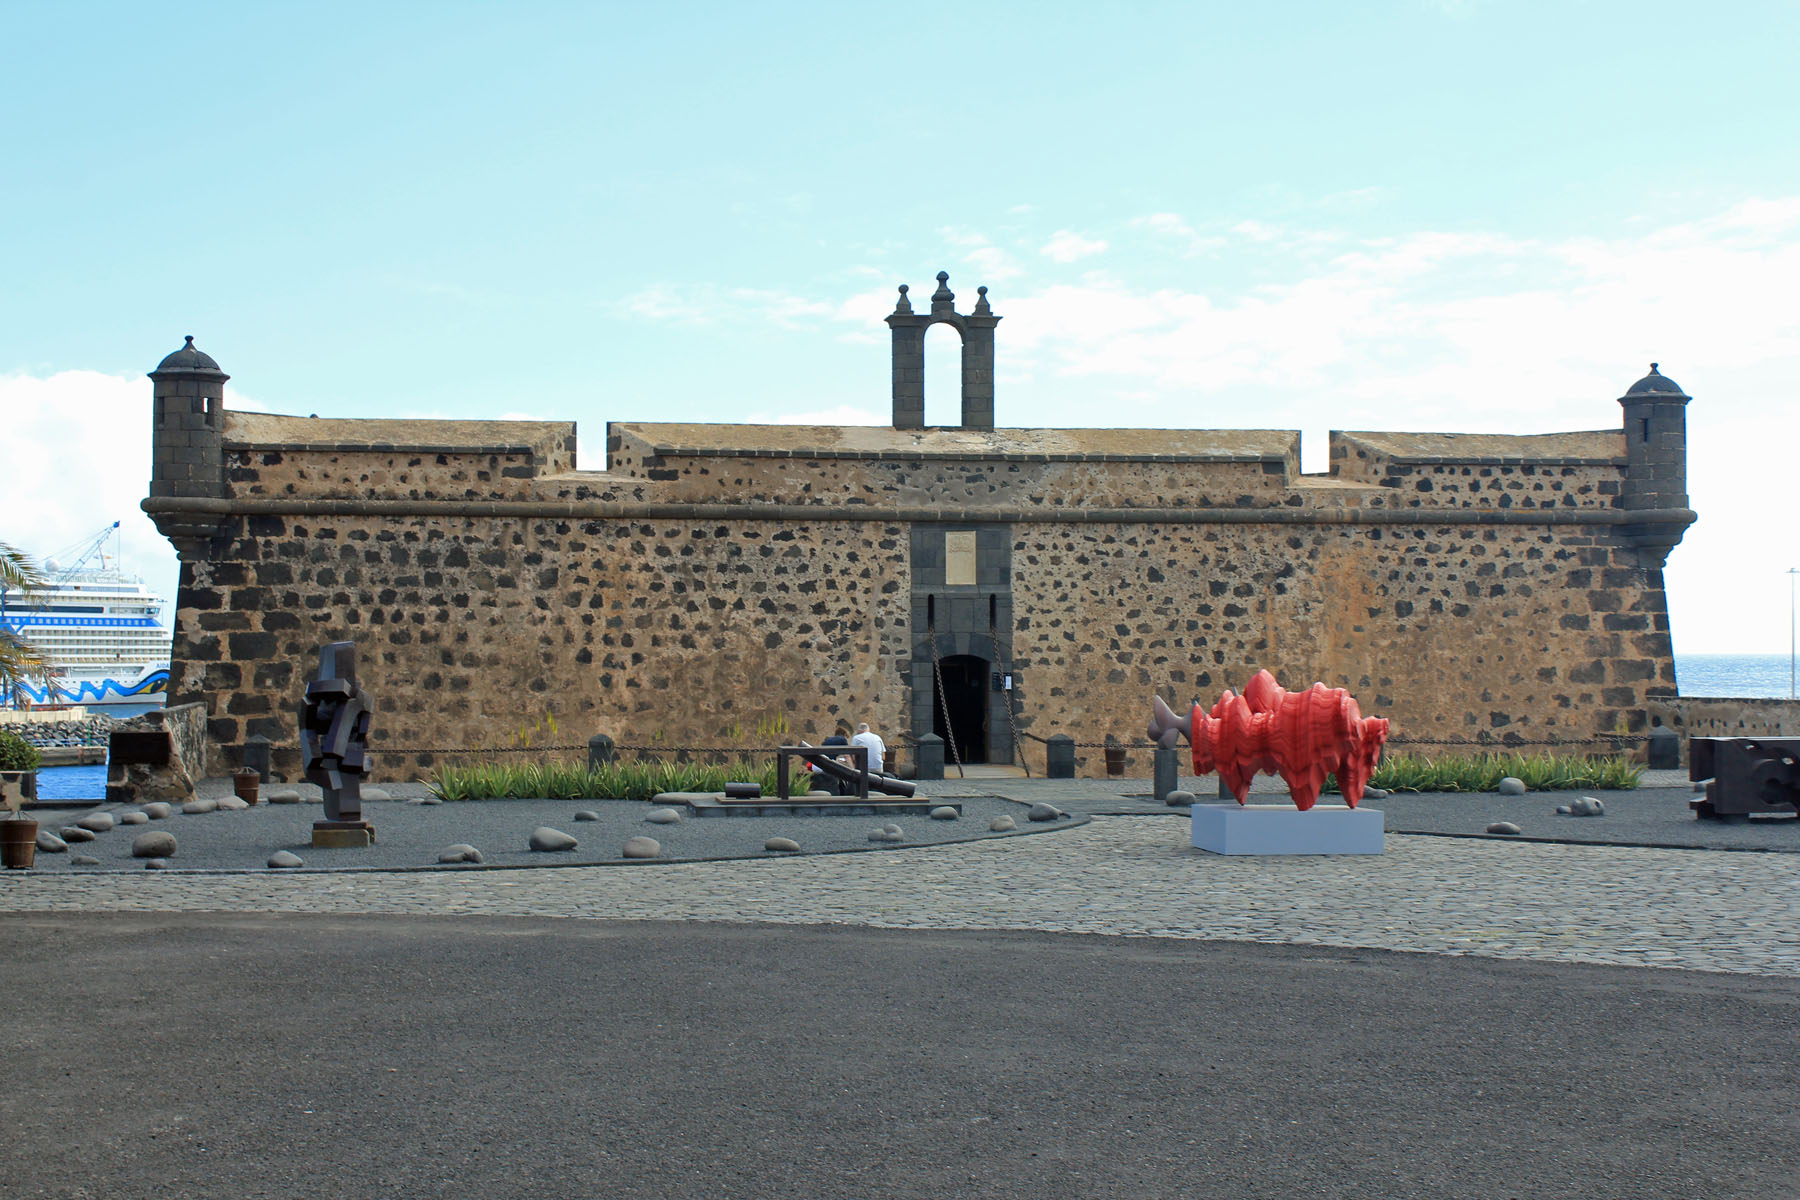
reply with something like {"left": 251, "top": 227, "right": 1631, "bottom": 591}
{"left": 891, "top": 283, "right": 913, "bottom": 315}
{"left": 930, "top": 270, "right": 955, "bottom": 312}
{"left": 972, "top": 285, "right": 992, "bottom": 317}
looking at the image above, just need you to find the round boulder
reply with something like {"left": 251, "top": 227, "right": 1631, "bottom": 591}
{"left": 764, "top": 837, "right": 801, "bottom": 853}
{"left": 143, "top": 802, "right": 175, "bottom": 819}
{"left": 35, "top": 830, "right": 68, "bottom": 854}
{"left": 266, "top": 789, "right": 302, "bottom": 805}
{"left": 407, "top": 796, "right": 443, "bottom": 806}
{"left": 1027, "top": 803, "right": 1064, "bottom": 822}
{"left": 362, "top": 787, "right": 392, "bottom": 802}
{"left": 119, "top": 811, "right": 149, "bottom": 825}
{"left": 267, "top": 851, "right": 305, "bottom": 869}
{"left": 217, "top": 796, "right": 249, "bottom": 811}
{"left": 132, "top": 830, "right": 177, "bottom": 859}
{"left": 929, "top": 806, "right": 959, "bottom": 821}
{"left": 144, "top": 858, "right": 168, "bottom": 870}
{"left": 60, "top": 826, "right": 96, "bottom": 843}
{"left": 644, "top": 808, "right": 683, "bottom": 825}
{"left": 1165, "top": 790, "right": 1196, "bottom": 808}
{"left": 1497, "top": 777, "right": 1526, "bottom": 796}
{"left": 622, "top": 836, "right": 661, "bottom": 859}
{"left": 70, "top": 854, "right": 100, "bottom": 866}
{"left": 76, "top": 812, "right": 115, "bottom": 833}
{"left": 989, "top": 815, "right": 1017, "bottom": 832}
{"left": 529, "top": 827, "right": 578, "bottom": 852}
{"left": 1486, "top": 821, "right": 1523, "bottom": 836}
{"left": 182, "top": 798, "right": 219, "bottom": 815}
{"left": 573, "top": 810, "right": 600, "bottom": 822}
{"left": 438, "top": 844, "right": 484, "bottom": 864}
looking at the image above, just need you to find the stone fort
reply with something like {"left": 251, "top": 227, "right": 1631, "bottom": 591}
{"left": 144, "top": 272, "right": 1697, "bottom": 777}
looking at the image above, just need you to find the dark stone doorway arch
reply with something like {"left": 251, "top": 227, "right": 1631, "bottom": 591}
{"left": 933, "top": 654, "right": 989, "bottom": 766}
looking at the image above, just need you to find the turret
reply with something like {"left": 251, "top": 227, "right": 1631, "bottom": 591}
{"left": 145, "top": 336, "right": 231, "bottom": 560}
{"left": 1615, "top": 363, "right": 1696, "bottom": 569}
{"left": 148, "top": 336, "right": 228, "bottom": 501}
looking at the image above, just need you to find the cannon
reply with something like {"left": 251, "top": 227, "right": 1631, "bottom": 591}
{"left": 1689, "top": 737, "right": 1800, "bottom": 821}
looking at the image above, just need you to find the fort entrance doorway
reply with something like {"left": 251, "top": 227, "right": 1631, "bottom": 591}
{"left": 933, "top": 654, "right": 989, "bottom": 766}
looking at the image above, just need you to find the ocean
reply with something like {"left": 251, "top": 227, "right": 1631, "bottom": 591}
{"left": 1675, "top": 653, "right": 1795, "bottom": 699}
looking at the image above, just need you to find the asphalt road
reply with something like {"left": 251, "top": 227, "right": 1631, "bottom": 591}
{"left": 5, "top": 915, "right": 1798, "bottom": 1200}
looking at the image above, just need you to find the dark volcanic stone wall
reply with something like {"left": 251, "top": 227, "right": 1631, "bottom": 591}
{"left": 172, "top": 511, "right": 912, "bottom": 777}
{"left": 147, "top": 410, "right": 1688, "bottom": 779}
{"left": 1005, "top": 520, "right": 1674, "bottom": 775}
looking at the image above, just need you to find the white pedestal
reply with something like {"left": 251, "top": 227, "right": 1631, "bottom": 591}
{"left": 1190, "top": 803, "right": 1384, "bottom": 855}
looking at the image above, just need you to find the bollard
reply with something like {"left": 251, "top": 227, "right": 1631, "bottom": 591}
{"left": 1153, "top": 746, "right": 1178, "bottom": 803}
{"left": 1647, "top": 725, "right": 1679, "bottom": 770}
{"left": 588, "top": 733, "right": 616, "bottom": 770}
{"left": 242, "top": 734, "right": 272, "bottom": 783}
{"left": 1046, "top": 734, "right": 1075, "bottom": 779}
{"left": 1103, "top": 736, "right": 1126, "bottom": 777}
{"left": 914, "top": 733, "right": 945, "bottom": 781}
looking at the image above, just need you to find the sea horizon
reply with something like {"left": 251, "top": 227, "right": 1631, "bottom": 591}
{"left": 1675, "top": 652, "right": 1796, "bottom": 700}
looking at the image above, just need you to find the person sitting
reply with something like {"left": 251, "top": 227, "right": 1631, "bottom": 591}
{"left": 815, "top": 732, "right": 852, "bottom": 795}
{"left": 851, "top": 722, "right": 886, "bottom": 775}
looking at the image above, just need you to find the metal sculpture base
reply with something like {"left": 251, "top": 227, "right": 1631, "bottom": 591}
{"left": 1191, "top": 804, "right": 1384, "bottom": 856}
{"left": 312, "top": 819, "right": 376, "bottom": 848}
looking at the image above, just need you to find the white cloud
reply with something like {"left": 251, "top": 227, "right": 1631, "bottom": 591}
{"left": 1041, "top": 230, "right": 1108, "bottom": 263}
{"left": 1129, "top": 211, "right": 1228, "bottom": 255}
{"left": 0, "top": 370, "right": 180, "bottom": 625}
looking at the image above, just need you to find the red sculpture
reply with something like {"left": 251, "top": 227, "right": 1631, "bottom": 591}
{"left": 1147, "top": 671, "right": 1390, "bottom": 810}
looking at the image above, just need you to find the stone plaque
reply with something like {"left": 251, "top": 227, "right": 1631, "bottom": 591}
{"left": 945, "top": 531, "right": 977, "bottom": 586}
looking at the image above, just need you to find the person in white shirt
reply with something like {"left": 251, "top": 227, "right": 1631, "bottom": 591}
{"left": 850, "top": 722, "right": 886, "bottom": 775}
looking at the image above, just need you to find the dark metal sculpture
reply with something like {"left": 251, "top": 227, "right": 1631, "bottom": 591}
{"left": 301, "top": 641, "right": 374, "bottom": 840}
{"left": 1689, "top": 737, "right": 1800, "bottom": 820}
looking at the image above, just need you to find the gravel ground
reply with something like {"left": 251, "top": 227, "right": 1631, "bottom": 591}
{"left": 25, "top": 789, "right": 1086, "bottom": 873}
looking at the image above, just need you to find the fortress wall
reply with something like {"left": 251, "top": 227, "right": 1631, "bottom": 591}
{"left": 172, "top": 510, "right": 913, "bottom": 778}
{"left": 1005, "top": 519, "right": 1674, "bottom": 775}
{"left": 601, "top": 450, "right": 1296, "bottom": 509}
{"left": 155, "top": 412, "right": 1679, "bottom": 780}
{"left": 1656, "top": 697, "right": 1800, "bottom": 741}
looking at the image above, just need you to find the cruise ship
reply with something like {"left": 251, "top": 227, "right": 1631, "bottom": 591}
{"left": 1, "top": 525, "right": 173, "bottom": 709}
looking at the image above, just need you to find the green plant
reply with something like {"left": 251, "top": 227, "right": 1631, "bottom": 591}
{"left": 0, "top": 542, "right": 60, "bottom": 707}
{"left": 0, "top": 729, "right": 39, "bottom": 773}
{"left": 425, "top": 755, "right": 811, "bottom": 802}
{"left": 1327, "top": 750, "right": 1643, "bottom": 794}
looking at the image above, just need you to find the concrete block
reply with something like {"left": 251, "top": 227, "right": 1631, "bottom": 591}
{"left": 1190, "top": 804, "right": 1384, "bottom": 855}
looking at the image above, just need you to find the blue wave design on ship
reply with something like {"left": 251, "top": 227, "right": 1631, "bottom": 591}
{"left": 14, "top": 670, "right": 170, "bottom": 705}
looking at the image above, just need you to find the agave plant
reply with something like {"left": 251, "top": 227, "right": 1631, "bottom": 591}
{"left": 0, "top": 542, "right": 61, "bottom": 707}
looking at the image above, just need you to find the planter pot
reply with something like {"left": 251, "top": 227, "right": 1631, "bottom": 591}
{"left": 1, "top": 818, "right": 38, "bottom": 869}
{"left": 232, "top": 771, "right": 260, "bottom": 805}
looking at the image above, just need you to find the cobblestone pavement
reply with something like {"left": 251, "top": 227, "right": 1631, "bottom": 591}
{"left": 5, "top": 809, "right": 1797, "bottom": 977}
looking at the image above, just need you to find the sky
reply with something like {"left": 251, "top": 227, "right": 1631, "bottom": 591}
{"left": 2, "top": 1, "right": 1797, "bottom": 660}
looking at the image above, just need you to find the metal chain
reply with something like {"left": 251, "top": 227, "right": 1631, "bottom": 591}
{"left": 991, "top": 612, "right": 1029, "bottom": 777}
{"left": 927, "top": 619, "right": 965, "bottom": 778}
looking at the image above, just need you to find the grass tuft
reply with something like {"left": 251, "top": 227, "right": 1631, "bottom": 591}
{"left": 1327, "top": 751, "right": 1643, "bottom": 794}
{"left": 426, "top": 757, "right": 812, "bottom": 802}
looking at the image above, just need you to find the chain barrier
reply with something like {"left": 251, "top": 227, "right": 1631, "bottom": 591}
{"left": 927, "top": 619, "right": 965, "bottom": 778}
{"left": 991, "top": 613, "right": 1029, "bottom": 777}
